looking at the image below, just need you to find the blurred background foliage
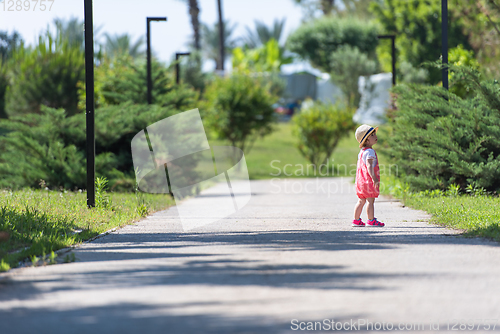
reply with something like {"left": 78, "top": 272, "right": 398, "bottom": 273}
{"left": 1, "top": 0, "right": 500, "bottom": 192}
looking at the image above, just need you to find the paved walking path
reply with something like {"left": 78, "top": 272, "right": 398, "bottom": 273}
{"left": 1, "top": 178, "right": 499, "bottom": 333}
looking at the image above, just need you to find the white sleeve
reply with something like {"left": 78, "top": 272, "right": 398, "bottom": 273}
{"left": 362, "top": 149, "right": 377, "bottom": 165}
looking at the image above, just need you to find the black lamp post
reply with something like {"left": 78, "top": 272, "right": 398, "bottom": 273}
{"left": 377, "top": 35, "right": 396, "bottom": 86}
{"left": 84, "top": 0, "right": 95, "bottom": 208}
{"left": 217, "top": 0, "right": 224, "bottom": 73}
{"left": 442, "top": 0, "right": 448, "bottom": 90}
{"left": 147, "top": 17, "right": 167, "bottom": 104}
{"left": 175, "top": 52, "right": 191, "bottom": 84}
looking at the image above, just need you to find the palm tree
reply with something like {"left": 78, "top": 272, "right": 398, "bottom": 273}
{"left": 54, "top": 17, "right": 84, "bottom": 48}
{"left": 243, "top": 18, "right": 286, "bottom": 48}
{"left": 53, "top": 17, "right": 104, "bottom": 60}
{"left": 176, "top": 0, "right": 202, "bottom": 50}
{"left": 189, "top": 0, "right": 201, "bottom": 50}
{"left": 103, "top": 33, "right": 145, "bottom": 59}
{"left": 201, "top": 20, "right": 238, "bottom": 70}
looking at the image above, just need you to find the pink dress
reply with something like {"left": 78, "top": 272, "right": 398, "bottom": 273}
{"left": 355, "top": 147, "right": 380, "bottom": 199}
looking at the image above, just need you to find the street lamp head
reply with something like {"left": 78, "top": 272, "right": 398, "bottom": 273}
{"left": 146, "top": 16, "right": 167, "bottom": 105}
{"left": 377, "top": 34, "right": 395, "bottom": 39}
{"left": 148, "top": 17, "right": 167, "bottom": 22}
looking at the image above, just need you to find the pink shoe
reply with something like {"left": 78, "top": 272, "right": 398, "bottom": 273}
{"left": 352, "top": 218, "right": 365, "bottom": 227}
{"left": 367, "top": 218, "right": 385, "bottom": 227}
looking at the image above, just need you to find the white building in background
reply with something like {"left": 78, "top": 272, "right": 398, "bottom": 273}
{"left": 280, "top": 62, "right": 344, "bottom": 104}
{"left": 354, "top": 73, "right": 392, "bottom": 125}
{"left": 317, "top": 73, "right": 344, "bottom": 105}
{"left": 280, "top": 61, "right": 393, "bottom": 124}
{"left": 279, "top": 72, "right": 318, "bottom": 102}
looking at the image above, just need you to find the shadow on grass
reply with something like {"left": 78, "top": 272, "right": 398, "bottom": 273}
{"left": 465, "top": 223, "right": 500, "bottom": 241}
{"left": 0, "top": 207, "right": 91, "bottom": 268}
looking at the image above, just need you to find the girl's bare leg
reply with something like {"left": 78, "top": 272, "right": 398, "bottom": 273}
{"left": 354, "top": 198, "right": 366, "bottom": 220}
{"left": 367, "top": 197, "right": 375, "bottom": 220}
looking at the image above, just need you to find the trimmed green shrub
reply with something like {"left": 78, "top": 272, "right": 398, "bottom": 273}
{"left": 203, "top": 74, "right": 277, "bottom": 153}
{"left": 0, "top": 103, "right": 183, "bottom": 190}
{"left": 385, "top": 65, "right": 500, "bottom": 193}
{"left": 0, "top": 27, "right": 201, "bottom": 192}
{"left": 78, "top": 55, "right": 198, "bottom": 111}
{"left": 0, "top": 106, "right": 86, "bottom": 189}
{"left": 292, "top": 101, "right": 356, "bottom": 167}
{"left": 6, "top": 31, "right": 84, "bottom": 117}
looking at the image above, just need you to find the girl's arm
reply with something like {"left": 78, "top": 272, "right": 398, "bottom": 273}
{"left": 366, "top": 158, "right": 380, "bottom": 186}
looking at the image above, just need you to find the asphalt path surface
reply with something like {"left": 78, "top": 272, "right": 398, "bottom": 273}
{"left": 1, "top": 178, "right": 499, "bottom": 333}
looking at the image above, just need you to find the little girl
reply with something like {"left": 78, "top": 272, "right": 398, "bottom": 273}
{"left": 352, "top": 124, "right": 385, "bottom": 227}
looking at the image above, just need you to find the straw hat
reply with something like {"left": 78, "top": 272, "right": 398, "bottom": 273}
{"left": 355, "top": 124, "right": 378, "bottom": 148}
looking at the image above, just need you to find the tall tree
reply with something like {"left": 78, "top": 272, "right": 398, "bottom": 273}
{"left": 177, "top": 0, "right": 202, "bottom": 50}
{"left": 370, "top": 0, "right": 471, "bottom": 84}
{"left": 287, "top": 16, "right": 379, "bottom": 73}
{"left": 448, "top": 0, "right": 500, "bottom": 78}
{"left": 201, "top": 20, "right": 238, "bottom": 70}
{"left": 189, "top": 0, "right": 201, "bottom": 50}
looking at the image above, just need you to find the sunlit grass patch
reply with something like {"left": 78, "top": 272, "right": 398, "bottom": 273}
{"left": 209, "top": 122, "right": 360, "bottom": 179}
{"left": 381, "top": 175, "right": 500, "bottom": 242}
{"left": 0, "top": 189, "right": 173, "bottom": 271}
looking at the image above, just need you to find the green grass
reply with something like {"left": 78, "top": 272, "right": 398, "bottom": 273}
{"left": 0, "top": 189, "right": 173, "bottom": 271}
{"left": 380, "top": 175, "right": 500, "bottom": 242}
{"left": 208, "top": 122, "right": 361, "bottom": 179}
{"left": 404, "top": 195, "right": 500, "bottom": 241}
